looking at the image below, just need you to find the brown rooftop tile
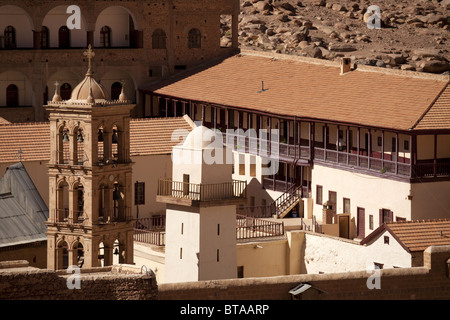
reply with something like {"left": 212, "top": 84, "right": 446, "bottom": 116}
{"left": 386, "top": 219, "right": 450, "bottom": 252}
{"left": 145, "top": 52, "right": 449, "bottom": 131}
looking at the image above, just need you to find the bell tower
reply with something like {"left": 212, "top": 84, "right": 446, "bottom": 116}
{"left": 45, "top": 46, "right": 135, "bottom": 270}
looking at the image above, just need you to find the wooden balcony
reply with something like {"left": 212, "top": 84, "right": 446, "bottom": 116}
{"left": 156, "top": 178, "right": 247, "bottom": 207}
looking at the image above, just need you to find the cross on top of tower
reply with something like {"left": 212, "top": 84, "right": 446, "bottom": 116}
{"left": 83, "top": 44, "right": 95, "bottom": 74}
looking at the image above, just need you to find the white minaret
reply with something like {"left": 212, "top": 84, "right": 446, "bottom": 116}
{"left": 158, "top": 126, "right": 246, "bottom": 283}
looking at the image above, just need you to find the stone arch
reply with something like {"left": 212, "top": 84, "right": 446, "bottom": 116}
{"left": 94, "top": 5, "right": 140, "bottom": 48}
{"left": 98, "top": 69, "right": 137, "bottom": 102}
{"left": 0, "top": 5, "right": 34, "bottom": 48}
{"left": 47, "top": 70, "right": 81, "bottom": 101}
{"left": 56, "top": 238, "right": 69, "bottom": 270}
{"left": 0, "top": 70, "right": 34, "bottom": 107}
{"left": 71, "top": 239, "right": 85, "bottom": 268}
{"left": 42, "top": 5, "right": 88, "bottom": 48}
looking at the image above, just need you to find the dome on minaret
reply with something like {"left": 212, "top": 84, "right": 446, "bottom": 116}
{"left": 69, "top": 73, "right": 110, "bottom": 102}
{"left": 68, "top": 45, "right": 110, "bottom": 103}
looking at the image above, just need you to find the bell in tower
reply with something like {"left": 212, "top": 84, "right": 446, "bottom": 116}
{"left": 44, "top": 45, "right": 136, "bottom": 270}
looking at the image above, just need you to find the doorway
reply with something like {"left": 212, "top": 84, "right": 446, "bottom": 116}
{"left": 357, "top": 207, "right": 365, "bottom": 238}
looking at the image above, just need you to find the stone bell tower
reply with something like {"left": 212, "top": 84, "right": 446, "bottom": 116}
{"left": 45, "top": 46, "right": 135, "bottom": 270}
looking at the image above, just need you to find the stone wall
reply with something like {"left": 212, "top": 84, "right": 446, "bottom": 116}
{"left": 158, "top": 245, "right": 450, "bottom": 300}
{"left": 0, "top": 262, "right": 158, "bottom": 300}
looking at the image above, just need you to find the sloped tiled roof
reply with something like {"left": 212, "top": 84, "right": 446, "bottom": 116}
{"left": 361, "top": 219, "right": 450, "bottom": 252}
{"left": 0, "top": 117, "right": 194, "bottom": 163}
{"left": 413, "top": 82, "right": 450, "bottom": 130}
{"left": 386, "top": 219, "right": 450, "bottom": 252}
{"left": 144, "top": 51, "right": 449, "bottom": 131}
{"left": 130, "top": 116, "right": 194, "bottom": 156}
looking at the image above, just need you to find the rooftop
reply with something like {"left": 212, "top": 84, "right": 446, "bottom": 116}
{"left": 144, "top": 50, "right": 450, "bottom": 131}
{"left": 0, "top": 116, "right": 194, "bottom": 164}
{"left": 361, "top": 219, "right": 450, "bottom": 252}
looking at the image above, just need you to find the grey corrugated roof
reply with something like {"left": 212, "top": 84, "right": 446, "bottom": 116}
{"left": 0, "top": 162, "right": 48, "bottom": 247}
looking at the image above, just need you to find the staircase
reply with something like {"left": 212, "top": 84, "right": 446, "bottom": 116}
{"left": 271, "top": 184, "right": 303, "bottom": 219}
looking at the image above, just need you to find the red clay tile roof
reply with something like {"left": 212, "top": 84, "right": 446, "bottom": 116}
{"left": 385, "top": 219, "right": 450, "bottom": 252}
{"left": 0, "top": 117, "right": 193, "bottom": 163}
{"left": 413, "top": 82, "right": 450, "bottom": 130}
{"left": 145, "top": 51, "right": 449, "bottom": 131}
{"left": 129, "top": 116, "right": 194, "bottom": 157}
{"left": 362, "top": 219, "right": 450, "bottom": 252}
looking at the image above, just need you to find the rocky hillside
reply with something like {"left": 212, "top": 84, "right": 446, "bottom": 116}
{"left": 228, "top": 0, "right": 450, "bottom": 74}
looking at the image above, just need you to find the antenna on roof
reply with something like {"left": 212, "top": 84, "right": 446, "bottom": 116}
{"left": 17, "top": 148, "right": 24, "bottom": 162}
{"left": 258, "top": 81, "right": 268, "bottom": 93}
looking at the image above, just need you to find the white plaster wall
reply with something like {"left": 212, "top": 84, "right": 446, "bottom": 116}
{"left": 302, "top": 233, "right": 367, "bottom": 274}
{"left": 302, "top": 232, "right": 411, "bottom": 274}
{"left": 164, "top": 208, "right": 200, "bottom": 283}
{"left": 131, "top": 154, "right": 172, "bottom": 218}
{"left": 365, "top": 230, "right": 411, "bottom": 268}
{"left": 312, "top": 164, "right": 411, "bottom": 237}
{"left": 0, "top": 5, "right": 33, "bottom": 48}
{"left": 198, "top": 205, "right": 237, "bottom": 280}
{"left": 94, "top": 6, "right": 130, "bottom": 48}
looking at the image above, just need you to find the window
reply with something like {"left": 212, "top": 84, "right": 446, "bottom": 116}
{"left": 4, "top": 26, "right": 16, "bottom": 49}
{"left": 369, "top": 215, "right": 374, "bottom": 230}
{"left": 377, "top": 137, "right": 382, "bottom": 147}
{"left": 111, "top": 82, "right": 122, "bottom": 100}
{"left": 152, "top": 29, "right": 166, "bottom": 49}
{"left": 135, "top": 182, "right": 145, "bottom": 205}
{"left": 380, "top": 209, "right": 393, "bottom": 225}
{"left": 237, "top": 266, "right": 244, "bottom": 278}
{"left": 41, "top": 26, "right": 49, "bottom": 49}
{"left": 384, "top": 236, "right": 389, "bottom": 244}
{"left": 6, "top": 84, "right": 19, "bottom": 107}
{"left": 217, "top": 224, "right": 220, "bottom": 236}
{"left": 343, "top": 198, "right": 350, "bottom": 213}
{"left": 60, "top": 83, "right": 72, "bottom": 100}
{"left": 404, "top": 140, "right": 409, "bottom": 151}
{"left": 316, "top": 185, "right": 323, "bottom": 205}
{"left": 181, "top": 223, "right": 184, "bottom": 235}
{"left": 59, "top": 26, "right": 70, "bottom": 49}
{"left": 180, "top": 248, "right": 183, "bottom": 259}
{"left": 188, "top": 28, "right": 201, "bottom": 48}
{"left": 217, "top": 249, "right": 220, "bottom": 262}
{"left": 100, "top": 26, "right": 111, "bottom": 48}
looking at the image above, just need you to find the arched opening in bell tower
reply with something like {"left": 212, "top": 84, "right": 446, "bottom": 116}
{"left": 74, "top": 182, "right": 85, "bottom": 223}
{"left": 56, "top": 240, "right": 69, "bottom": 270}
{"left": 74, "top": 127, "right": 85, "bottom": 166}
{"left": 56, "top": 180, "right": 69, "bottom": 222}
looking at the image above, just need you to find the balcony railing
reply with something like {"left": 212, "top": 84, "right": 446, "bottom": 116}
{"left": 134, "top": 229, "right": 165, "bottom": 246}
{"left": 157, "top": 178, "right": 247, "bottom": 202}
{"left": 236, "top": 214, "right": 285, "bottom": 240}
{"left": 314, "top": 147, "right": 413, "bottom": 178}
{"left": 53, "top": 209, "right": 88, "bottom": 226}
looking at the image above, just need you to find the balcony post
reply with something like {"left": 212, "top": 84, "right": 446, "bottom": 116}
{"left": 434, "top": 134, "right": 437, "bottom": 177}
{"left": 357, "top": 127, "right": 360, "bottom": 167}
{"left": 381, "top": 130, "right": 385, "bottom": 170}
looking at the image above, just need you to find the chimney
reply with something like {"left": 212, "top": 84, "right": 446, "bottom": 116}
{"left": 340, "top": 57, "right": 352, "bottom": 75}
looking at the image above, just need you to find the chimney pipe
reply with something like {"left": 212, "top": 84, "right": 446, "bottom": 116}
{"left": 341, "top": 57, "right": 352, "bottom": 75}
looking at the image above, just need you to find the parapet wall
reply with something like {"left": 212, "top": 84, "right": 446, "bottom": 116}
{"left": 0, "top": 262, "right": 158, "bottom": 300}
{"left": 159, "top": 245, "right": 450, "bottom": 300}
